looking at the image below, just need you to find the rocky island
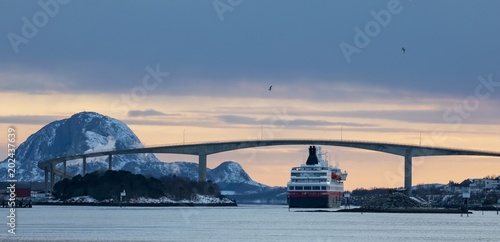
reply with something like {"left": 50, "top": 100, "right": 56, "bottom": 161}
{"left": 36, "top": 170, "right": 236, "bottom": 207}
{"left": 338, "top": 192, "right": 467, "bottom": 213}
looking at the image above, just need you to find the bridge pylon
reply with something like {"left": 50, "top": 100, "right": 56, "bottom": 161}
{"left": 199, "top": 153, "right": 207, "bottom": 182}
{"left": 108, "top": 154, "right": 112, "bottom": 170}
{"left": 404, "top": 149, "right": 412, "bottom": 197}
{"left": 82, "top": 157, "right": 87, "bottom": 176}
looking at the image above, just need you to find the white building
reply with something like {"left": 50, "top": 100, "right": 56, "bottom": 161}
{"left": 470, "top": 179, "right": 500, "bottom": 190}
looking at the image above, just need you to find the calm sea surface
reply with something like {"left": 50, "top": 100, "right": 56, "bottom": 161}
{"left": 1, "top": 205, "right": 499, "bottom": 241}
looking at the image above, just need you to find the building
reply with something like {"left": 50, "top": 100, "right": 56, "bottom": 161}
{"left": 0, "top": 182, "right": 32, "bottom": 199}
{"left": 470, "top": 179, "right": 500, "bottom": 190}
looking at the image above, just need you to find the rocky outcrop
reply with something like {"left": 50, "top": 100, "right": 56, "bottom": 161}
{"left": 361, "top": 192, "right": 424, "bottom": 210}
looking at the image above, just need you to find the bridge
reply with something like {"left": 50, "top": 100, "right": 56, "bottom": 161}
{"left": 37, "top": 139, "right": 500, "bottom": 196}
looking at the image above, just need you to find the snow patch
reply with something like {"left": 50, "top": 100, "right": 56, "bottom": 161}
{"left": 211, "top": 161, "right": 268, "bottom": 188}
{"left": 127, "top": 195, "right": 233, "bottom": 204}
{"left": 192, "top": 194, "right": 234, "bottom": 204}
{"left": 84, "top": 131, "right": 116, "bottom": 153}
{"left": 221, "top": 191, "right": 236, "bottom": 195}
{"left": 65, "top": 196, "right": 98, "bottom": 203}
{"left": 410, "top": 196, "right": 427, "bottom": 204}
{"left": 128, "top": 197, "right": 177, "bottom": 203}
{"left": 169, "top": 162, "right": 181, "bottom": 174}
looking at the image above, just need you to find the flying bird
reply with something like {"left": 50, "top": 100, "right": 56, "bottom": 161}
{"left": 269, "top": 85, "right": 272, "bottom": 91}
{"left": 401, "top": 47, "right": 406, "bottom": 53}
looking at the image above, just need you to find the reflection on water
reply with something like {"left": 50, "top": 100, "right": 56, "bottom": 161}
{"left": 3, "top": 205, "right": 500, "bottom": 241}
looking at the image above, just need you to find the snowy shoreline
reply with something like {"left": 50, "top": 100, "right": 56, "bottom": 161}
{"left": 34, "top": 202, "right": 237, "bottom": 207}
{"left": 33, "top": 195, "right": 237, "bottom": 207}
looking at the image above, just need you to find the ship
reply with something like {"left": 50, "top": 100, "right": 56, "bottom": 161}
{"left": 287, "top": 146, "right": 348, "bottom": 208}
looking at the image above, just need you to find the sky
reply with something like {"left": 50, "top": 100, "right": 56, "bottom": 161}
{"left": 1, "top": 0, "right": 500, "bottom": 190}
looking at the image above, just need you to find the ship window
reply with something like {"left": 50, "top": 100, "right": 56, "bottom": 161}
{"left": 296, "top": 186, "right": 303, "bottom": 190}
{"left": 312, "top": 186, "right": 320, "bottom": 190}
{"left": 304, "top": 186, "right": 312, "bottom": 190}
{"left": 289, "top": 186, "right": 294, "bottom": 190}
{"left": 321, "top": 186, "right": 326, "bottom": 190}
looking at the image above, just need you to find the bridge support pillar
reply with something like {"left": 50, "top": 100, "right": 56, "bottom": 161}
{"left": 404, "top": 149, "right": 412, "bottom": 196}
{"left": 44, "top": 168, "right": 48, "bottom": 195}
{"left": 63, "top": 160, "right": 67, "bottom": 179}
{"left": 108, "top": 154, "right": 112, "bottom": 170}
{"left": 50, "top": 164, "right": 55, "bottom": 192}
{"left": 82, "top": 157, "right": 87, "bottom": 176}
{"left": 198, "top": 153, "right": 207, "bottom": 182}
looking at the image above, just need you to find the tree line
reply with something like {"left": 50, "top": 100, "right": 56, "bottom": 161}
{"left": 53, "top": 170, "right": 223, "bottom": 201}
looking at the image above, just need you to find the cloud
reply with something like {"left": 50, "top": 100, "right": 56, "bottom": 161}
{"left": 289, "top": 119, "right": 376, "bottom": 127}
{"left": 0, "top": 68, "right": 71, "bottom": 92}
{"left": 217, "top": 115, "right": 376, "bottom": 127}
{"left": 304, "top": 104, "right": 500, "bottom": 125}
{"left": 217, "top": 115, "right": 258, "bottom": 125}
{"left": 0, "top": 115, "right": 64, "bottom": 125}
{"left": 128, "top": 109, "right": 170, "bottom": 117}
{"left": 1, "top": 1, "right": 499, "bottom": 103}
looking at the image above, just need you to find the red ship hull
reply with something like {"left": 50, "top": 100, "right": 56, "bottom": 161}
{"left": 287, "top": 191, "right": 342, "bottom": 208}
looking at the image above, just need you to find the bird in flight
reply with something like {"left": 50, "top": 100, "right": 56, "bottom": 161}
{"left": 401, "top": 47, "right": 406, "bottom": 53}
{"left": 269, "top": 85, "right": 272, "bottom": 91}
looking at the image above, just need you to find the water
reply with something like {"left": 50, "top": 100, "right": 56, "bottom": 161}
{"left": 2, "top": 205, "right": 499, "bottom": 241}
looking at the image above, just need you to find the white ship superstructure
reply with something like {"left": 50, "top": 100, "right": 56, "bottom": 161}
{"left": 287, "top": 146, "right": 347, "bottom": 208}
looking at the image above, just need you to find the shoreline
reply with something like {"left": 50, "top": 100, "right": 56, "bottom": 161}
{"left": 335, "top": 207, "right": 470, "bottom": 214}
{"left": 32, "top": 201, "right": 237, "bottom": 207}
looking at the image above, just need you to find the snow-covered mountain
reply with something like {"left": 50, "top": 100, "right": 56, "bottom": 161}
{"left": 208, "top": 161, "right": 269, "bottom": 194}
{"left": 0, "top": 112, "right": 272, "bottom": 196}
{"left": 0, "top": 112, "right": 160, "bottom": 181}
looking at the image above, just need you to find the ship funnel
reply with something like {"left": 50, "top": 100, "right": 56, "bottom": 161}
{"left": 306, "top": 146, "right": 319, "bottom": 165}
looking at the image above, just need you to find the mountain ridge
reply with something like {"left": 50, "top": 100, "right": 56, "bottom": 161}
{"left": 0, "top": 112, "right": 274, "bottom": 197}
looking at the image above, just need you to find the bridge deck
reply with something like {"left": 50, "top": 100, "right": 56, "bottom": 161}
{"left": 37, "top": 139, "right": 500, "bottom": 196}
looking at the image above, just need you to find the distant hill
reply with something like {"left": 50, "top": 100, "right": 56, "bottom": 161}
{"left": 208, "top": 161, "right": 269, "bottom": 194}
